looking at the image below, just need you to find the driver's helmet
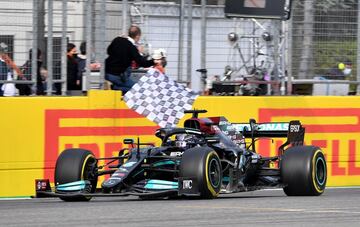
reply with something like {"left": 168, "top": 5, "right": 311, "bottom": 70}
{"left": 175, "top": 134, "right": 198, "bottom": 148}
{"left": 175, "top": 134, "right": 187, "bottom": 148}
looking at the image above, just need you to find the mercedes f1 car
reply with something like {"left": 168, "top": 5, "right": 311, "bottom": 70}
{"left": 36, "top": 109, "right": 327, "bottom": 201}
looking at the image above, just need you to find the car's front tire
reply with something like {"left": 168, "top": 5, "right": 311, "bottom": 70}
{"left": 180, "top": 147, "right": 222, "bottom": 199}
{"left": 55, "top": 148, "right": 98, "bottom": 201}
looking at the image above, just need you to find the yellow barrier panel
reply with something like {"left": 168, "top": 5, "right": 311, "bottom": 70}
{"left": 0, "top": 91, "right": 359, "bottom": 197}
{"left": 192, "top": 96, "right": 360, "bottom": 187}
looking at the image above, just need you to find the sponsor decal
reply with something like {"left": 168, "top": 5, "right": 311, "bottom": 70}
{"left": 170, "top": 151, "right": 184, "bottom": 157}
{"left": 182, "top": 180, "right": 193, "bottom": 189}
{"left": 122, "top": 161, "right": 137, "bottom": 168}
{"left": 109, "top": 177, "right": 122, "bottom": 180}
{"left": 118, "top": 168, "right": 129, "bottom": 172}
{"left": 260, "top": 123, "right": 288, "bottom": 131}
{"left": 36, "top": 180, "right": 50, "bottom": 191}
{"left": 290, "top": 124, "right": 300, "bottom": 133}
{"left": 231, "top": 123, "right": 289, "bottom": 132}
{"left": 112, "top": 172, "right": 126, "bottom": 177}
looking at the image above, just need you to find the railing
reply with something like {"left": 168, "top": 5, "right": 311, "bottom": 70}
{"left": 210, "top": 79, "right": 360, "bottom": 96}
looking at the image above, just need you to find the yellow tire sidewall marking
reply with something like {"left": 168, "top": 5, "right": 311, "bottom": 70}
{"left": 205, "top": 151, "right": 220, "bottom": 197}
{"left": 81, "top": 154, "right": 94, "bottom": 181}
{"left": 312, "top": 149, "right": 325, "bottom": 193}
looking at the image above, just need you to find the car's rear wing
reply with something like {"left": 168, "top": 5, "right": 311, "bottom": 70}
{"left": 235, "top": 120, "right": 304, "bottom": 145}
{"left": 218, "top": 119, "right": 305, "bottom": 153}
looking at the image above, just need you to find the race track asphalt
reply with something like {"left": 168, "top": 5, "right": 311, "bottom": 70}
{"left": 0, "top": 188, "right": 359, "bottom": 227}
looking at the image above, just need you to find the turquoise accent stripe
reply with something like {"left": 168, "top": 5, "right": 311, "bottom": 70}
{"left": 153, "top": 160, "right": 175, "bottom": 167}
{"left": 222, "top": 176, "right": 230, "bottom": 183}
{"left": 144, "top": 179, "right": 178, "bottom": 190}
{"left": 56, "top": 180, "right": 87, "bottom": 191}
{"left": 133, "top": 169, "right": 144, "bottom": 177}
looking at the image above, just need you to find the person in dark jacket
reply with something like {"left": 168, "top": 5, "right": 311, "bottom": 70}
{"left": 105, "top": 25, "right": 154, "bottom": 94}
{"left": 18, "top": 48, "right": 45, "bottom": 95}
{"left": 77, "top": 42, "right": 87, "bottom": 81}
{"left": 66, "top": 43, "right": 80, "bottom": 91}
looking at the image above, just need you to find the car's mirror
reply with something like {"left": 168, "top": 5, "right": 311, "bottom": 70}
{"left": 123, "top": 139, "right": 134, "bottom": 145}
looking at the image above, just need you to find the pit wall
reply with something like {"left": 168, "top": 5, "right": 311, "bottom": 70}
{"left": 1, "top": 90, "right": 359, "bottom": 197}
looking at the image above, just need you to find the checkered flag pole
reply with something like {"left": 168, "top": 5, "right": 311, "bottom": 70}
{"left": 124, "top": 68, "right": 199, "bottom": 128}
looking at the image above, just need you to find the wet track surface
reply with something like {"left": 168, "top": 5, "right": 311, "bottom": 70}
{"left": 0, "top": 188, "right": 359, "bottom": 227}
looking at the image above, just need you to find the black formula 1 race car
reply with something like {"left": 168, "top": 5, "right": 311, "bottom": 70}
{"left": 36, "top": 109, "right": 327, "bottom": 201}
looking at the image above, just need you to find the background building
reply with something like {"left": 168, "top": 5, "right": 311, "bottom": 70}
{"left": 0, "top": 0, "right": 358, "bottom": 95}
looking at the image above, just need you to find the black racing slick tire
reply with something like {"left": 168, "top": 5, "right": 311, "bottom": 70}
{"left": 179, "top": 147, "right": 222, "bottom": 199}
{"left": 55, "top": 148, "right": 98, "bottom": 201}
{"left": 281, "top": 146, "right": 327, "bottom": 196}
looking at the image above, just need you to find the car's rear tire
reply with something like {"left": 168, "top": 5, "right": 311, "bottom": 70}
{"left": 179, "top": 147, "right": 222, "bottom": 199}
{"left": 55, "top": 148, "right": 98, "bottom": 201}
{"left": 281, "top": 146, "right": 327, "bottom": 196}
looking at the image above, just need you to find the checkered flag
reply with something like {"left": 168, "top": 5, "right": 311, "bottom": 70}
{"left": 124, "top": 68, "right": 199, "bottom": 128}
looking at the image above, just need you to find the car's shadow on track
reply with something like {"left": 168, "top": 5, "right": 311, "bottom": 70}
{"left": 33, "top": 190, "right": 287, "bottom": 203}
{"left": 69, "top": 194, "right": 285, "bottom": 203}
{"left": 218, "top": 195, "right": 285, "bottom": 199}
